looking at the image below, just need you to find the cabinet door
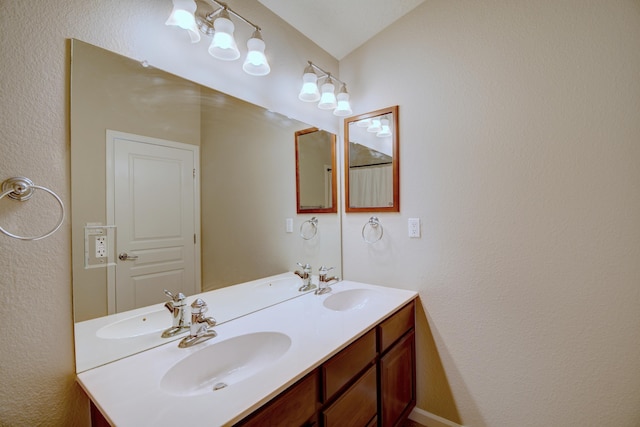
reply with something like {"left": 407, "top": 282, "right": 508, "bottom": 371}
{"left": 379, "top": 331, "right": 416, "bottom": 427}
{"left": 322, "top": 365, "right": 377, "bottom": 427}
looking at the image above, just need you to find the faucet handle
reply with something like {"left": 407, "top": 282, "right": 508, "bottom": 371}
{"left": 164, "top": 289, "right": 186, "bottom": 303}
{"left": 319, "top": 266, "right": 334, "bottom": 275}
{"left": 297, "top": 262, "right": 312, "bottom": 272}
{"left": 190, "top": 298, "right": 208, "bottom": 314}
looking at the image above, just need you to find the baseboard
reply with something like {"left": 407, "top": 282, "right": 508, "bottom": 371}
{"left": 409, "top": 407, "right": 465, "bottom": 427}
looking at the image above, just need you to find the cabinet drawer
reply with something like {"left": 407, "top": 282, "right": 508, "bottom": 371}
{"left": 322, "top": 328, "right": 376, "bottom": 401}
{"left": 238, "top": 370, "right": 319, "bottom": 427}
{"left": 378, "top": 300, "right": 415, "bottom": 353}
{"left": 322, "top": 365, "right": 377, "bottom": 427}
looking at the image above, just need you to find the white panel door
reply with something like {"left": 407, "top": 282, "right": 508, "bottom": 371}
{"left": 107, "top": 131, "right": 200, "bottom": 313}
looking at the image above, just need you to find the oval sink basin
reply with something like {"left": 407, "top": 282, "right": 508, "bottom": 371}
{"left": 160, "top": 331, "right": 291, "bottom": 396}
{"left": 323, "top": 289, "right": 381, "bottom": 311}
{"left": 96, "top": 310, "right": 169, "bottom": 339}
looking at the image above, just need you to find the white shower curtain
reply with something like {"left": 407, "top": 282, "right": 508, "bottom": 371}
{"left": 349, "top": 164, "right": 393, "bottom": 207}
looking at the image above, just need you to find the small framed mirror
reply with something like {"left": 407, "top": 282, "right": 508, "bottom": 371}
{"left": 344, "top": 105, "right": 399, "bottom": 212}
{"left": 295, "top": 128, "right": 337, "bottom": 213}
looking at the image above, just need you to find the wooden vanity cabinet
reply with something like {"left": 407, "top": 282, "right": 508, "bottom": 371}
{"left": 235, "top": 299, "right": 416, "bottom": 427}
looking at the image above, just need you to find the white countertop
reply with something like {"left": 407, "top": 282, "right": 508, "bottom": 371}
{"left": 77, "top": 280, "right": 417, "bottom": 426}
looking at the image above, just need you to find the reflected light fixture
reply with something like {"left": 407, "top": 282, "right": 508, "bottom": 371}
{"left": 367, "top": 117, "right": 382, "bottom": 133}
{"left": 376, "top": 117, "right": 392, "bottom": 137}
{"left": 165, "top": 0, "right": 270, "bottom": 76}
{"left": 298, "top": 61, "right": 353, "bottom": 116}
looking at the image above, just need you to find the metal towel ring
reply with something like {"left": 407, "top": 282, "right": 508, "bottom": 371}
{"left": 362, "top": 216, "right": 383, "bottom": 244}
{"left": 300, "top": 217, "right": 318, "bottom": 240}
{"left": 0, "top": 177, "right": 65, "bottom": 241}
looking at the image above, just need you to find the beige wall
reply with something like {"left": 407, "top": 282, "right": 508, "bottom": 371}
{"left": 0, "top": 1, "right": 335, "bottom": 425}
{"left": 339, "top": 1, "right": 640, "bottom": 426}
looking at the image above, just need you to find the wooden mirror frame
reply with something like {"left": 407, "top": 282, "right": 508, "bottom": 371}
{"left": 295, "top": 127, "right": 338, "bottom": 214}
{"left": 344, "top": 105, "right": 400, "bottom": 213}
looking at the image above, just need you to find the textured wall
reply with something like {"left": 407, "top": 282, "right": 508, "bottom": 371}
{"left": 339, "top": 1, "right": 640, "bottom": 426}
{"left": 0, "top": 1, "right": 335, "bottom": 425}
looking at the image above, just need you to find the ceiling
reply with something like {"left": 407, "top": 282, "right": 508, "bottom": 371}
{"left": 257, "top": 0, "right": 426, "bottom": 60}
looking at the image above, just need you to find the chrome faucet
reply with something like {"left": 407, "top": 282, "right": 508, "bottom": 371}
{"left": 161, "top": 290, "right": 189, "bottom": 338}
{"left": 178, "top": 298, "right": 217, "bottom": 348}
{"left": 294, "top": 262, "right": 316, "bottom": 292}
{"left": 316, "top": 266, "right": 339, "bottom": 295}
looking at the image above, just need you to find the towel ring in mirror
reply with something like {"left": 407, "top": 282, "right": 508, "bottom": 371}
{"left": 300, "top": 217, "right": 319, "bottom": 240}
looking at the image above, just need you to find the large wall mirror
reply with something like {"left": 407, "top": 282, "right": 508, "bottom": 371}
{"left": 295, "top": 128, "right": 337, "bottom": 213}
{"left": 344, "top": 106, "right": 399, "bottom": 212}
{"left": 70, "top": 39, "right": 341, "bottom": 371}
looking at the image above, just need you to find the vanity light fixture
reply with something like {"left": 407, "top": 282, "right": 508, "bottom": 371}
{"left": 298, "top": 61, "right": 353, "bottom": 116}
{"left": 318, "top": 76, "right": 337, "bottom": 110}
{"left": 376, "top": 117, "right": 392, "bottom": 137}
{"left": 366, "top": 117, "right": 382, "bottom": 133}
{"left": 166, "top": 0, "right": 200, "bottom": 42}
{"left": 165, "top": 0, "right": 271, "bottom": 76}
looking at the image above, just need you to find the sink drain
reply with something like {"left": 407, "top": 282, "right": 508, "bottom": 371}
{"left": 213, "top": 382, "right": 228, "bottom": 391}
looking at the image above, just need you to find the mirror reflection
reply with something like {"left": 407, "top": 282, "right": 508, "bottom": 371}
{"left": 295, "top": 128, "right": 337, "bottom": 213}
{"left": 70, "top": 40, "right": 341, "bottom": 371}
{"left": 344, "top": 106, "right": 399, "bottom": 212}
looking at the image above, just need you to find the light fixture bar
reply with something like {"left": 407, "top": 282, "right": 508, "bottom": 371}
{"left": 305, "top": 61, "right": 345, "bottom": 85}
{"left": 208, "top": 0, "right": 261, "bottom": 31}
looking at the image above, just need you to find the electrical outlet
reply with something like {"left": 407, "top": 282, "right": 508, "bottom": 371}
{"left": 408, "top": 218, "right": 421, "bottom": 238}
{"left": 286, "top": 218, "right": 293, "bottom": 233}
{"left": 95, "top": 236, "right": 107, "bottom": 258}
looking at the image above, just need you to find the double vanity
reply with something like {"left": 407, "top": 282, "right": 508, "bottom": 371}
{"left": 77, "top": 277, "right": 417, "bottom": 426}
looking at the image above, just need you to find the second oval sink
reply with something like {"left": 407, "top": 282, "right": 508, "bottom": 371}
{"left": 96, "top": 309, "right": 169, "bottom": 340}
{"left": 160, "top": 331, "right": 291, "bottom": 396}
{"left": 323, "top": 289, "right": 382, "bottom": 311}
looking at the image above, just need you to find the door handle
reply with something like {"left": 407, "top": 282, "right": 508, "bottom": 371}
{"left": 118, "top": 252, "right": 139, "bottom": 261}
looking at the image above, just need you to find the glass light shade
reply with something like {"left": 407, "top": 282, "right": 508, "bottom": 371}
{"left": 333, "top": 84, "right": 352, "bottom": 116}
{"left": 318, "top": 79, "right": 337, "bottom": 110}
{"left": 367, "top": 118, "right": 382, "bottom": 133}
{"left": 298, "top": 67, "right": 320, "bottom": 102}
{"left": 376, "top": 118, "right": 392, "bottom": 137}
{"left": 165, "top": 0, "right": 200, "bottom": 43}
{"left": 243, "top": 32, "right": 270, "bottom": 76}
{"left": 208, "top": 11, "right": 240, "bottom": 60}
